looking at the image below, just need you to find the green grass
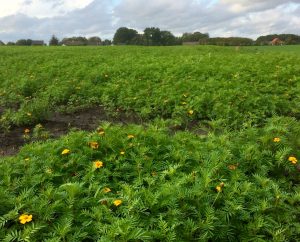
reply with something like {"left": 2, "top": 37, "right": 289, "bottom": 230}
{"left": 0, "top": 46, "right": 300, "bottom": 241}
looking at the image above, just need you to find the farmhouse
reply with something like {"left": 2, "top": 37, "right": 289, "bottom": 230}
{"left": 270, "top": 38, "right": 283, "bottom": 46}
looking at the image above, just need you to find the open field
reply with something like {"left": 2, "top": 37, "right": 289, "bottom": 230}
{"left": 0, "top": 46, "right": 300, "bottom": 241}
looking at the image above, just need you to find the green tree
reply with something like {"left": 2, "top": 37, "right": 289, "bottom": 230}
{"left": 160, "top": 31, "right": 176, "bottom": 46}
{"left": 113, "top": 27, "right": 138, "bottom": 45}
{"left": 144, "top": 27, "right": 162, "bottom": 46}
{"left": 88, "top": 36, "right": 102, "bottom": 45}
{"left": 0, "top": 40, "right": 5, "bottom": 46}
{"left": 16, "top": 39, "right": 28, "bottom": 46}
{"left": 49, "top": 35, "right": 59, "bottom": 46}
{"left": 26, "top": 39, "right": 32, "bottom": 46}
{"left": 61, "top": 37, "right": 88, "bottom": 46}
{"left": 182, "top": 32, "right": 209, "bottom": 42}
{"left": 102, "top": 39, "right": 112, "bottom": 46}
{"left": 256, "top": 34, "right": 300, "bottom": 45}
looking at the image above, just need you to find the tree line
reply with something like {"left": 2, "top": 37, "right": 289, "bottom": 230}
{"left": 1, "top": 28, "right": 300, "bottom": 46}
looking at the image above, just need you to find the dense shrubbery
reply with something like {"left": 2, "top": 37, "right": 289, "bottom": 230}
{"left": 0, "top": 117, "right": 300, "bottom": 241}
{"left": 256, "top": 34, "right": 300, "bottom": 45}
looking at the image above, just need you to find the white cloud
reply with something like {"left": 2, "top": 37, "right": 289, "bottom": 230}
{"left": 113, "top": 0, "right": 300, "bottom": 38}
{"left": 0, "top": 0, "right": 113, "bottom": 41}
{"left": 0, "top": 0, "right": 23, "bottom": 17}
{"left": 0, "top": 0, "right": 94, "bottom": 18}
{"left": 0, "top": 0, "right": 299, "bottom": 42}
{"left": 221, "top": 0, "right": 300, "bottom": 12}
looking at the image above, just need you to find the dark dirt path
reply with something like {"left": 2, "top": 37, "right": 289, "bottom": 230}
{"left": 0, "top": 106, "right": 207, "bottom": 157}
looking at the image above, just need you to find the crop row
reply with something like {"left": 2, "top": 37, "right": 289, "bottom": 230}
{"left": 1, "top": 46, "right": 299, "bottom": 130}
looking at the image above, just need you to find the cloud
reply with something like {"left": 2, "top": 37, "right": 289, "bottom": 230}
{"left": 0, "top": 0, "right": 94, "bottom": 18}
{"left": 221, "top": 0, "right": 300, "bottom": 12}
{"left": 0, "top": 0, "right": 113, "bottom": 42}
{"left": 113, "top": 0, "right": 300, "bottom": 38}
{"left": 0, "top": 0, "right": 299, "bottom": 43}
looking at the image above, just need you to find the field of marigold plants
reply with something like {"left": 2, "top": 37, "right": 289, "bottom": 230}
{"left": 0, "top": 45, "right": 300, "bottom": 241}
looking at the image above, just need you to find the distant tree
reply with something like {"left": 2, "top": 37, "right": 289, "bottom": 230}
{"left": 0, "top": 40, "right": 5, "bottom": 46}
{"left": 6, "top": 42, "right": 15, "bottom": 46}
{"left": 132, "top": 34, "right": 145, "bottom": 45}
{"left": 175, "top": 36, "right": 183, "bottom": 45}
{"left": 102, "top": 39, "right": 112, "bottom": 46}
{"left": 182, "top": 32, "right": 209, "bottom": 42}
{"left": 88, "top": 36, "right": 102, "bottom": 45}
{"left": 61, "top": 37, "right": 88, "bottom": 46}
{"left": 113, "top": 27, "right": 138, "bottom": 45}
{"left": 256, "top": 34, "right": 300, "bottom": 45}
{"left": 26, "top": 39, "right": 32, "bottom": 46}
{"left": 144, "top": 27, "right": 162, "bottom": 45}
{"left": 207, "top": 37, "right": 254, "bottom": 46}
{"left": 160, "top": 31, "right": 176, "bottom": 46}
{"left": 16, "top": 39, "right": 28, "bottom": 46}
{"left": 49, "top": 35, "right": 59, "bottom": 46}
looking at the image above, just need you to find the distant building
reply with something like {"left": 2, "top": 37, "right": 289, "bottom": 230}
{"left": 270, "top": 38, "right": 283, "bottom": 46}
{"left": 31, "top": 40, "right": 44, "bottom": 46}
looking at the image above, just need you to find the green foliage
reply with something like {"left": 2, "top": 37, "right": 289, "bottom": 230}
{"left": 113, "top": 27, "right": 139, "bottom": 45}
{"left": 0, "top": 117, "right": 300, "bottom": 241}
{"left": 1, "top": 46, "right": 300, "bottom": 241}
{"left": 1, "top": 46, "right": 300, "bottom": 130}
{"left": 49, "top": 35, "right": 59, "bottom": 46}
{"left": 256, "top": 34, "right": 300, "bottom": 45}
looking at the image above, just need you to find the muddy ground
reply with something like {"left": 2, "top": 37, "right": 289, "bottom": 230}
{"left": 0, "top": 106, "right": 207, "bottom": 157}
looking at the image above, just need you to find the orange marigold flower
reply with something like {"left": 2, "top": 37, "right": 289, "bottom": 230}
{"left": 61, "top": 149, "right": 70, "bottom": 155}
{"left": 288, "top": 156, "right": 298, "bottom": 165}
{"left": 113, "top": 199, "right": 122, "bottom": 206}
{"left": 89, "top": 141, "right": 99, "bottom": 149}
{"left": 273, "top": 137, "right": 280, "bottom": 142}
{"left": 228, "top": 164, "right": 238, "bottom": 170}
{"left": 94, "top": 160, "right": 103, "bottom": 169}
{"left": 19, "top": 214, "right": 32, "bottom": 224}
{"left": 216, "top": 186, "right": 222, "bottom": 192}
{"left": 24, "top": 128, "right": 30, "bottom": 134}
{"left": 103, "top": 187, "right": 111, "bottom": 193}
{"left": 188, "top": 110, "right": 194, "bottom": 115}
{"left": 216, "top": 182, "right": 225, "bottom": 192}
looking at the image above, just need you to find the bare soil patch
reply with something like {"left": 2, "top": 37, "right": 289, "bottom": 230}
{"left": 0, "top": 106, "right": 207, "bottom": 157}
{"left": 0, "top": 106, "right": 141, "bottom": 157}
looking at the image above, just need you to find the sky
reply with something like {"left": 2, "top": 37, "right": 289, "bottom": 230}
{"left": 0, "top": 0, "right": 299, "bottom": 43}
